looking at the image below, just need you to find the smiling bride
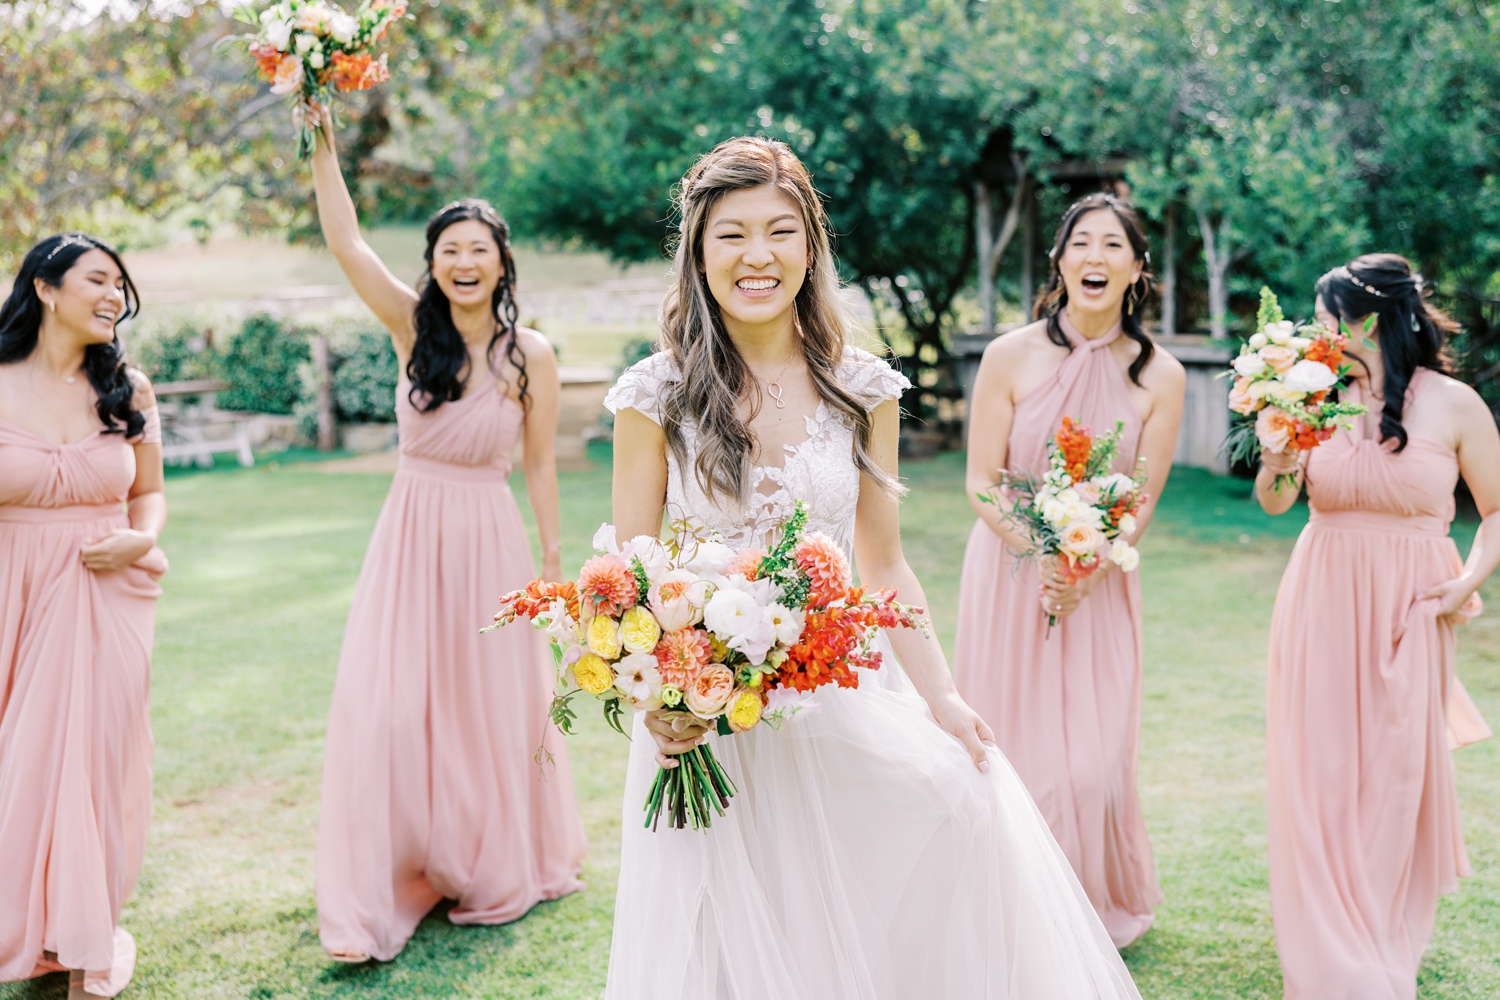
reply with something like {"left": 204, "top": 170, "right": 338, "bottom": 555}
{"left": 602, "top": 136, "right": 1142, "bottom": 999}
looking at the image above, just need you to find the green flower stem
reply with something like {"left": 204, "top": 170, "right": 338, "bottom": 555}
{"left": 642, "top": 744, "right": 738, "bottom": 832}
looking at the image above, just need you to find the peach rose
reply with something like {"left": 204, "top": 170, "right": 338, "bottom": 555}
{"left": 1059, "top": 521, "right": 1105, "bottom": 561}
{"left": 685, "top": 663, "right": 735, "bottom": 720}
{"left": 1255, "top": 406, "right": 1295, "bottom": 454}
{"left": 1229, "top": 376, "right": 1260, "bottom": 415}
{"left": 269, "top": 54, "right": 305, "bottom": 95}
{"left": 1259, "top": 344, "right": 1298, "bottom": 374}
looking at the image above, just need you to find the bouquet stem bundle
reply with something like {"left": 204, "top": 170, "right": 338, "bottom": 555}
{"left": 645, "top": 744, "right": 737, "bottom": 832}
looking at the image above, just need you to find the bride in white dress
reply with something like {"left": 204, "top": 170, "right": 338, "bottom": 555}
{"left": 603, "top": 136, "right": 1141, "bottom": 999}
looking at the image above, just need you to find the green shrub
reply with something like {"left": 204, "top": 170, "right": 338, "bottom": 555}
{"left": 219, "top": 313, "right": 310, "bottom": 415}
{"left": 331, "top": 329, "right": 399, "bottom": 423}
{"left": 132, "top": 324, "right": 220, "bottom": 384}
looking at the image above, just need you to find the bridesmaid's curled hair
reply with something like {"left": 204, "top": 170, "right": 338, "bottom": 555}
{"left": 0, "top": 233, "right": 144, "bottom": 438}
{"left": 1315, "top": 253, "right": 1459, "bottom": 453}
{"left": 409, "top": 199, "right": 527, "bottom": 412}
{"left": 1033, "top": 193, "right": 1155, "bottom": 386}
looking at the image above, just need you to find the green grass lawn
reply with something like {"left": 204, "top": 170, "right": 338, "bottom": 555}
{"left": 4, "top": 450, "right": 1497, "bottom": 998}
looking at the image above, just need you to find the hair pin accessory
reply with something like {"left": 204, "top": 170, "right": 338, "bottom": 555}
{"left": 1336, "top": 265, "right": 1390, "bottom": 298}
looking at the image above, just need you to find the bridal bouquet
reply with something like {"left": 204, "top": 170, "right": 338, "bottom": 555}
{"left": 982, "top": 417, "right": 1147, "bottom": 632}
{"left": 233, "top": 0, "right": 408, "bottom": 158}
{"left": 1222, "top": 287, "right": 1367, "bottom": 490}
{"left": 487, "top": 501, "right": 927, "bottom": 832}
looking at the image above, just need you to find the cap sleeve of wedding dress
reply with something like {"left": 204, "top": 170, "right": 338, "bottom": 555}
{"left": 835, "top": 346, "right": 911, "bottom": 409}
{"left": 604, "top": 351, "right": 680, "bottom": 426}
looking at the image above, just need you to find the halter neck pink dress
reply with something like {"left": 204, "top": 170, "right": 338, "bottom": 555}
{"left": 0, "top": 407, "right": 167, "bottom": 998}
{"left": 315, "top": 382, "right": 586, "bottom": 962}
{"left": 1266, "top": 368, "right": 1489, "bottom": 1000}
{"left": 952, "top": 315, "right": 1161, "bottom": 948}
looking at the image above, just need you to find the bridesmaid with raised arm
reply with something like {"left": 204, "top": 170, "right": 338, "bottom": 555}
{"left": 1259, "top": 254, "right": 1500, "bottom": 1000}
{"left": 952, "top": 194, "right": 1185, "bottom": 947}
{"left": 0, "top": 234, "right": 168, "bottom": 999}
{"left": 307, "top": 112, "right": 585, "bottom": 963}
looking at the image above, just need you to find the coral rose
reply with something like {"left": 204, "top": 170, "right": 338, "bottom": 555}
{"left": 620, "top": 605, "right": 662, "bottom": 654}
{"left": 1229, "top": 376, "right": 1259, "bottom": 415}
{"left": 572, "top": 653, "right": 615, "bottom": 696}
{"left": 685, "top": 663, "right": 735, "bottom": 719}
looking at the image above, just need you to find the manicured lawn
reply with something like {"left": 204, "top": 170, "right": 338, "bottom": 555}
{"left": 4, "top": 449, "right": 1497, "bottom": 998}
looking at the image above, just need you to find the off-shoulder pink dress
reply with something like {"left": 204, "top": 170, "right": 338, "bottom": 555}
{"left": 0, "top": 407, "right": 167, "bottom": 998}
{"left": 315, "top": 381, "right": 586, "bottom": 962}
{"left": 952, "top": 315, "right": 1161, "bottom": 948}
{"left": 1267, "top": 368, "right": 1489, "bottom": 1000}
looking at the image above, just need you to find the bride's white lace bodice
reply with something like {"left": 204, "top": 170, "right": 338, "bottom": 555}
{"left": 604, "top": 346, "right": 911, "bottom": 553}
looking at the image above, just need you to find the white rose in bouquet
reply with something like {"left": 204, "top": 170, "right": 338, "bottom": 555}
{"left": 686, "top": 540, "right": 737, "bottom": 576}
{"left": 1282, "top": 359, "right": 1337, "bottom": 394}
{"left": 330, "top": 11, "right": 358, "bottom": 43}
{"left": 1232, "top": 353, "right": 1268, "bottom": 377}
{"left": 1109, "top": 539, "right": 1140, "bottom": 572}
{"left": 264, "top": 17, "right": 294, "bottom": 50}
{"left": 1266, "top": 320, "right": 1296, "bottom": 345}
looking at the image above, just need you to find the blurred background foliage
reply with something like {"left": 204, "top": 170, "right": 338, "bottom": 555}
{"left": 3, "top": 0, "right": 1497, "bottom": 419}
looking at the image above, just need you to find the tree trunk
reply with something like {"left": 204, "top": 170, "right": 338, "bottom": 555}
{"left": 1021, "top": 180, "right": 1037, "bottom": 320}
{"left": 1160, "top": 201, "right": 1176, "bottom": 336}
{"left": 974, "top": 153, "right": 1027, "bottom": 332}
{"left": 1197, "top": 208, "right": 1232, "bottom": 340}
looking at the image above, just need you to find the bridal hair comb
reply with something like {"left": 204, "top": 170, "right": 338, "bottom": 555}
{"left": 1335, "top": 265, "right": 1390, "bottom": 299}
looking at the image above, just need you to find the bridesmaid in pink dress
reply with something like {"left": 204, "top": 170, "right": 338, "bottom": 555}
{"left": 1259, "top": 254, "right": 1500, "bottom": 1000}
{"left": 307, "top": 115, "right": 585, "bottom": 963}
{"left": 953, "top": 195, "right": 1184, "bottom": 947}
{"left": 0, "top": 234, "right": 169, "bottom": 999}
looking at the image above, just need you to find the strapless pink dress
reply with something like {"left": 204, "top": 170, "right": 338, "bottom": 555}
{"left": 1266, "top": 368, "right": 1489, "bottom": 999}
{"left": 952, "top": 315, "right": 1161, "bottom": 948}
{"left": 0, "top": 408, "right": 167, "bottom": 998}
{"left": 315, "top": 382, "right": 586, "bottom": 962}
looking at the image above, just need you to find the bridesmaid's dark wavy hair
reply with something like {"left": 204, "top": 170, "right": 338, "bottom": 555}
{"left": 409, "top": 199, "right": 527, "bottom": 412}
{"left": 0, "top": 233, "right": 144, "bottom": 438}
{"left": 1315, "top": 253, "right": 1459, "bottom": 453}
{"left": 1033, "top": 193, "right": 1155, "bottom": 386}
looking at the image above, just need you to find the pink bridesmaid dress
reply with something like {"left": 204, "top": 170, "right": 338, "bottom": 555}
{"left": 0, "top": 408, "right": 167, "bottom": 997}
{"left": 1266, "top": 368, "right": 1489, "bottom": 1000}
{"left": 952, "top": 314, "right": 1161, "bottom": 948}
{"left": 316, "top": 381, "right": 587, "bottom": 962}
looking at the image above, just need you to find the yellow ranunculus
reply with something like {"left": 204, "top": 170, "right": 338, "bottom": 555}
{"left": 587, "top": 615, "right": 623, "bottom": 659}
{"left": 726, "top": 688, "right": 764, "bottom": 733}
{"left": 573, "top": 653, "right": 615, "bottom": 695}
{"left": 619, "top": 605, "right": 663, "bottom": 654}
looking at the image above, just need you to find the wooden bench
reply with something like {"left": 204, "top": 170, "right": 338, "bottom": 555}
{"left": 154, "top": 379, "right": 255, "bottom": 469}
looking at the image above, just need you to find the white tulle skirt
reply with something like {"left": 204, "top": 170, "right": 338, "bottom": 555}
{"left": 605, "top": 646, "right": 1141, "bottom": 999}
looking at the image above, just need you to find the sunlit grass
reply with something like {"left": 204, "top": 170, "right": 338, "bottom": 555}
{"left": 4, "top": 450, "right": 1496, "bottom": 998}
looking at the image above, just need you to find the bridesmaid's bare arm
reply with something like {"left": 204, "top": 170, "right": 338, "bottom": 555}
{"left": 856, "top": 399, "right": 994, "bottom": 772}
{"left": 1120, "top": 349, "right": 1185, "bottom": 544}
{"left": 311, "top": 117, "right": 418, "bottom": 360}
{"left": 1423, "top": 383, "right": 1500, "bottom": 620}
{"left": 82, "top": 372, "right": 165, "bottom": 573}
{"left": 1255, "top": 447, "right": 1304, "bottom": 515}
{"left": 964, "top": 335, "right": 1030, "bottom": 550}
{"left": 514, "top": 330, "right": 563, "bottom": 580}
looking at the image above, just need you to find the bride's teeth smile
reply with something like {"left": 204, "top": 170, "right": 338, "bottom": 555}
{"left": 737, "top": 277, "right": 779, "bottom": 294}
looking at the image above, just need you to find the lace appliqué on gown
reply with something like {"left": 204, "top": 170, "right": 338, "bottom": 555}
{"left": 603, "top": 347, "right": 909, "bottom": 552}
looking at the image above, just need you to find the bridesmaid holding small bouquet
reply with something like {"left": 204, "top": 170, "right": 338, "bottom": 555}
{"left": 952, "top": 194, "right": 1185, "bottom": 947}
{"left": 1260, "top": 254, "right": 1500, "bottom": 1000}
{"left": 306, "top": 111, "right": 586, "bottom": 964}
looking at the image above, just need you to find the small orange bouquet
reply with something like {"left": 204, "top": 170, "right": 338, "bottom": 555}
{"left": 1221, "top": 287, "right": 1367, "bottom": 490}
{"left": 982, "top": 417, "right": 1148, "bottom": 633}
{"left": 486, "top": 501, "right": 927, "bottom": 832}
{"left": 231, "top": 0, "right": 408, "bottom": 158}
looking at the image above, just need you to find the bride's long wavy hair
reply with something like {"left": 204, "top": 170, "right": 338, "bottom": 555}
{"left": 660, "top": 136, "right": 901, "bottom": 503}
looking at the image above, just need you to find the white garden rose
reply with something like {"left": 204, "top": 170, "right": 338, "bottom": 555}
{"left": 1248, "top": 332, "right": 1268, "bottom": 349}
{"left": 264, "top": 18, "right": 294, "bottom": 50}
{"left": 307, "top": 48, "right": 325, "bottom": 69}
{"left": 1109, "top": 540, "right": 1141, "bottom": 572}
{"left": 703, "top": 587, "right": 759, "bottom": 638}
{"left": 1117, "top": 512, "right": 1138, "bottom": 536}
{"left": 1232, "top": 352, "right": 1268, "bottom": 377}
{"left": 1282, "top": 359, "right": 1338, "bottom": 394}
{"left": 1289, "top": 336, "right": 1313, "bottom": 352}
{"left": 1265, "top": 320, "right": 1296, "bottom": 345}
{"left": 685, "top": 540, "right": 736, "bottom": 576}
{"left": 330, "top": 11, "right": 357, "bottom": 43}
{"left": 294, "top": 32, "right": 317, "bottom": 53}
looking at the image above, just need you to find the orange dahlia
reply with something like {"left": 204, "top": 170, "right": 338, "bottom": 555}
{"left": 794, "top": 533, "right": 850, "bottom": 606}
{"left": 578, "top": 554, "right": 637, "bottom": 617}
{"left": 725, "top": 546, "right": 767, "bottom": 581}
{"left": 653, "top": 628, "right": 712, "bottom": 688}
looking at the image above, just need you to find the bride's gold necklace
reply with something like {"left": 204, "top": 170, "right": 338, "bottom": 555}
{"left": 760, "top": 351, "right": 797, "bottom": 410}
